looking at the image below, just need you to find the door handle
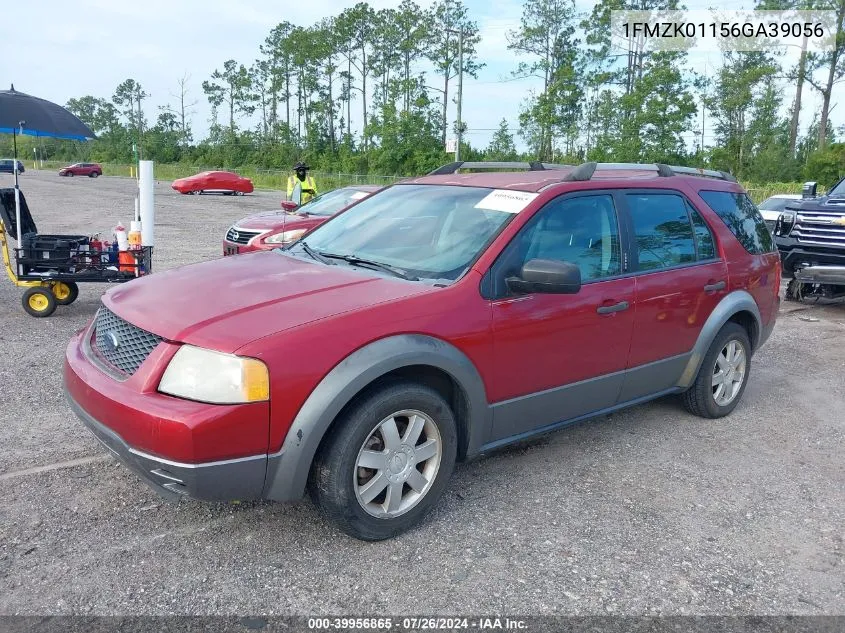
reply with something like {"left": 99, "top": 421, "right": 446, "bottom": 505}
{"left": 596, "top": 301, "right": 629, "bottom": 315}
{"left": 704, "top": 280, "right": 726, "bottom": 293}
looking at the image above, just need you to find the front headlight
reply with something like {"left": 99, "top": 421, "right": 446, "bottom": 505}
{"left": 264, "top": 229, "right": 307, "bottom": 244}
{"left": 775, "top": 211, "right": 796, "bottom": 236}
{"left": 158, "top": 345, "right": 269, "bottom": 404}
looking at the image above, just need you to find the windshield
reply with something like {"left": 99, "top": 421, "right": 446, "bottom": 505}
{"left": 299, "top": 188, "right": 372, "bottom": 217}
{"left": 288, "top": 184, "right": 518, "bottom": 282}
{"left": 759, "top": 198, "right": 793, "bottom": 211}
{"left": 828, "top": 178, "right": 845, "bottom": 196}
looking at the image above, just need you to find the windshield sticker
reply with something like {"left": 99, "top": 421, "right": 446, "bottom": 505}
{"left": 350, "top": 191, "right": 370, "bottom": 200}
{"left": 474, "top": 190, "right": 539, "bottom": 213}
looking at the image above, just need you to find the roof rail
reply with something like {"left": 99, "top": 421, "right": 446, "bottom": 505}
{"left": 659, "top": 164, "right": 737, "bottom": 182}
{"left": 561, "top": 162, "right": 737, "bottom": 182}
{"left": 427, "top": 161, "right": 572, "bottom": 175}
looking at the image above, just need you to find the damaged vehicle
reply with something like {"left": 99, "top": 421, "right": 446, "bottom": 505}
{"left": 774, "top": 180, "right": 845, "bottom": 301}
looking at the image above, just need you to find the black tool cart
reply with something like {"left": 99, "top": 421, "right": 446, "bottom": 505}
{"left": 1, "top": 187, "right": 152, "bottom": 317}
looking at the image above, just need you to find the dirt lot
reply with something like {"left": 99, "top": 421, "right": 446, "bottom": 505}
{"left": 0, "top": 171, "right": 843, "bottom": 616}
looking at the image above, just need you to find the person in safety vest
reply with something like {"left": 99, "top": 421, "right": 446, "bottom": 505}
{"left": 287, "top": 161, "right": 317, "bottom": 205}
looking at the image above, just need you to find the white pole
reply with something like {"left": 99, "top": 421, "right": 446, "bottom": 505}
{"left": 13, "top": 128, "right": 21, "bottom": 247}
{"left": 139, "top": 160, "right": 155, "bottom": 246}
{"left": 455, "top": 29, "right": 464, "bottom": 162}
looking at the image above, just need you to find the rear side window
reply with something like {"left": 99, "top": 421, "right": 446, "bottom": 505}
{"left": 625, "top": 193, "right": 696, "bottom": 271}
{"left": 688, "top": 204, "right": 716, "bottom": 260}
{"left": 698, "top": 191, "right": 774, "bottom": 254}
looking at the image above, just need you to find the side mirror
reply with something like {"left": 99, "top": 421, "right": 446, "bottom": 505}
{"left": 280, "top": 200, "right": 299, "bottom": 212}
{"left": 802, "top": 181, "right": 817, "bottom": 199}
{"left": 506, "top": 259, "right": 582, "bottom": 295}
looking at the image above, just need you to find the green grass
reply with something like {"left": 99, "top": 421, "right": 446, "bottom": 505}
{"left": 741, "top": 182, "right": 809, "bottom": 204}
{"left": 26, "top": 159, "right": 810, "bottom": 202}
{"left": 29, "top": 160, "right": 401, "bottom": 191}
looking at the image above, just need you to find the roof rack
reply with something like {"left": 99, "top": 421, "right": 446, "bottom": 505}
{"left": 427, "top": 161, "right": 572, "bottom": 175}
{"left": 563, "top": 162, "right": 737, "bottom": 182}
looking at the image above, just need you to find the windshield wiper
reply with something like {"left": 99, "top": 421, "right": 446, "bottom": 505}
{"left": 298, "top": 241, "right": 334, "bottom": 265}
{"left": 319, "top": 252, "right": 418, "bottom": 281}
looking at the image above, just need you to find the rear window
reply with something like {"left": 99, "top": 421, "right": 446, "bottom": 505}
{"left": 698, "top": 191, "right": 774, "bottom": 254}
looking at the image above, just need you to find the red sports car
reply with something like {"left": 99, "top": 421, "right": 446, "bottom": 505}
{"left": 223, "top": 185, "right": 380, "bottom": 255}
{"left": 172, "top": 171, "right": 254, "bottom": 195}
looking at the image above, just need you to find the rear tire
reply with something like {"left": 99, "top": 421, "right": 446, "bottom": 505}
{"left": 683, "top": 322, "right": 751, "bottom": 418}
{"left": 52, "top": 281, "right": 79, "bottom": 305}
{"left": 89, "top": 171, "right": 99, "bottom": 178}
{"left": 22, "top": 287, "right": 57, "bottom": 317}
{"left": 308, "top": 382, "right": 458, "bottom": 541}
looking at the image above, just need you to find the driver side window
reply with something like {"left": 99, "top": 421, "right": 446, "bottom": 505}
{"left": 492, "top": 194, "right": 622, "bottom": 297}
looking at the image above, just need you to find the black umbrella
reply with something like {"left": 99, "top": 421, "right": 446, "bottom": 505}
{"left": 0, "top": 84, "right": 96, "bottom": 244}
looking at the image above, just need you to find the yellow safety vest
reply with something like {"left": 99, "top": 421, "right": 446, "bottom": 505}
{"left": 287, "top": 174, "right": 317, "bottom": 204}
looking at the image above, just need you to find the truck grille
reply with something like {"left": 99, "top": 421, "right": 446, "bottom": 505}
{"left": 791, "top": 210, "right": 845, "bottom": 248}
{"left": 92, "top": 307, "right": 162, "bottom": 375}
{"left": 225, "top": 226, "right": 263, "bottom": 245}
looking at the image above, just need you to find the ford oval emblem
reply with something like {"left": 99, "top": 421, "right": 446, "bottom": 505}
{"left": 102, "top": 330, "right": 120, "bottom": 353}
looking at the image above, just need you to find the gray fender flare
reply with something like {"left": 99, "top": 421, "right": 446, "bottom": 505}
{"left": 676, "top": 290, "right": 761, "bottom": 390}
{"left": 262, "top": 334, "right": 490, "bottom": 501}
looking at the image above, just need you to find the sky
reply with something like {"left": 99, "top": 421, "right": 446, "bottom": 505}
{"left": 2, "top": 0, "right": 841, "bottom": 158}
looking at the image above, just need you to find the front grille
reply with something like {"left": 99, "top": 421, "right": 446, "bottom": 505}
{"left": 791, "top": 210, "right": 845, "bottom": 248}
{"left": 92, "top": 307, "right": 162, "bottom": 375}
{"left": 225, "top": 226, "right": 262, "bottom": 245}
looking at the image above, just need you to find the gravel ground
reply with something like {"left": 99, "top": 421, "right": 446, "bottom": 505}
{"left": 0, "top": 171, "right": 843, "bottom": 616}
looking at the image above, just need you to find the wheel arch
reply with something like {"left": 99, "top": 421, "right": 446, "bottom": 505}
{"left": 262, "top": 334, "right": 491, "bottom": 502}
{"left": 676, "top": 290, "right": 762, "bottom": 390}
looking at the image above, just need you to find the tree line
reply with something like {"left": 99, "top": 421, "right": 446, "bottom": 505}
{"left": 5, "top": 0, "right": 845, "bottom": 185}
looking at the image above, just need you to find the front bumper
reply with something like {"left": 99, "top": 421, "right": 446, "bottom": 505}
{"left": 222, "top": 239, "right": 266, "bottom": 256}
{"left": 66, "top": 393, "right": 269, "bottom": 501}
{"left": 794, "top": 265, "right": 845, "bottom": 285}
{"left": 63, "top": 324, "right": 281, "bottom": 502}
{"left": 776, "top": 238, "right": 845, "bottom": 277}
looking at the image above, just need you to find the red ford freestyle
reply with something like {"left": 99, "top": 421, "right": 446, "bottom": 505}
{"left": 64, "top": 162, "right": 780, "bottom": 541}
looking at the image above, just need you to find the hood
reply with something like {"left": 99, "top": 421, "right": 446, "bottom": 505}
{"left": 235, "top": 211, "right": 325, "bottom": 232}
{"left": 103, "top": 251, "right": 432, "bottom": 353}
{"left": 788, "top": 195, "right": 845, "bottom": 212}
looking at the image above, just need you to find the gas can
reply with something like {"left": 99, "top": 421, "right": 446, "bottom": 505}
{"left": 118, "top": 251, "right": 135, "bottom": 275}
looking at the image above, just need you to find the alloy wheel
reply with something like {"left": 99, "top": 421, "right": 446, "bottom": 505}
{"left": 354, "top": 409, "right": 442, "bottom": 519}
{"left": 712, "top": 339, "right": 747, "bottom": 406}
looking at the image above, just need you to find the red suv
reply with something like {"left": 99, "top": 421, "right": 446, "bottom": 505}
{"left": 64, "top": 162, "right": 780, "bottom": 540}
{"left": 59, "top": 162, "right": 102, "bottom": 178}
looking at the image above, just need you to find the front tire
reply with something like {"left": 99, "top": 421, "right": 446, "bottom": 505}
{"left": 308, "top": 382, "right": 458, "bottom": 541}
{"left": 683, "top": 322, "right": 751, "bottom": 418}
